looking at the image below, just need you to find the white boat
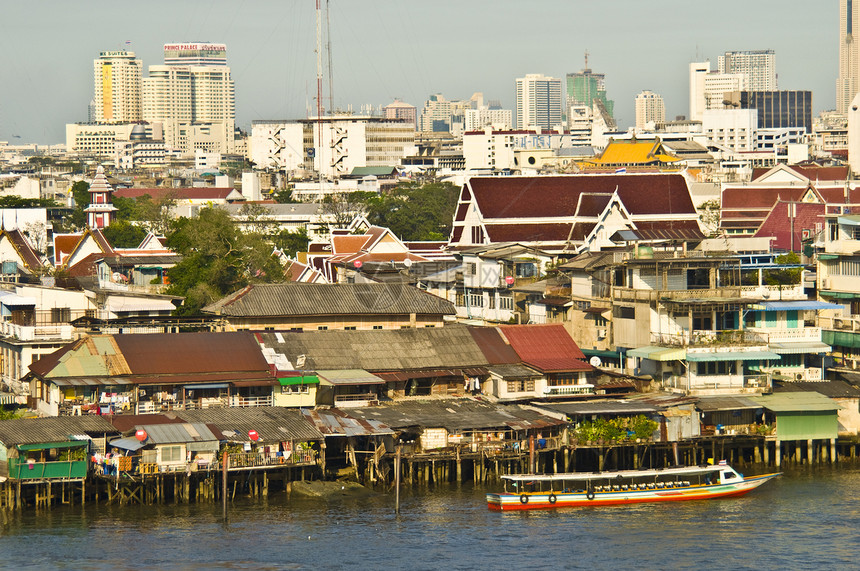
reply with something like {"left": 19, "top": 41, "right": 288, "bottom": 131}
{"left": 486, "top": 463, "right": 780, "bottom": 511}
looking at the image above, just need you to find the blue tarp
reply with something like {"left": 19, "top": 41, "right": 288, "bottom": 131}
{"left": 757, "top": 301, "right": 843, "bottom": 311}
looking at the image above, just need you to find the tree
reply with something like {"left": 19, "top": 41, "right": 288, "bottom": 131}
{"left": 763, "top": 252, "right": 802, "bottom": 299}
{"left": 68, "top": 180, "right": 90, "bottom": 229}
{"left": 165, "top": 207, "right": 285, "bottom": 315}
{"left": 363, "top": 181, "right": 459, "bottom": 241}
{"left": 133, "top": 192, "right": 178, "bottom": 236}
{"left": 103, "top": 220, "right": 148, "bottom": 248}
{"left": 271, "top": 227, "right": 310, "bottom": 258}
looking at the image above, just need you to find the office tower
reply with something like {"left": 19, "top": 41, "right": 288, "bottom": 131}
{"left": 635, "top": 90, "right": 665, "bottom": 130}
{"left": 566, "top": 54, "right": 614, "bottom": 119}
{"left": 142, "top": 42, "right": 235, "bottom": 154}
{"left": 838, "top": 0, "right": 860, "bottom": 113}
{"left": 689, "top": 62, "right": 710, "bottom": 122}
{"left": 724, "top": 90, "right": 813, "bottom": 133}
{"left": 419, "top": 94, "right": 453, "bottom": 132}
{"left": 717, "top": 50, "right": 777, "bottom": 91}
{"left": 93, "top": 50, "right": 142, "bottom": 123}
{"left": 516, "top": 74, "right": 563, "bottom": 129}
{"left": 704, "top": 73, "right": 747, "bottom": 110}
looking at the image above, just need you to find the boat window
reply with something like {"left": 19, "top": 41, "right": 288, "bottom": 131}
{"left": 723, "top": 471, "right": 734, "bottom": 479}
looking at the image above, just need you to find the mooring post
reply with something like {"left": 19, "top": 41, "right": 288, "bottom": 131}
{"left": 222, "top": 450, "right": 228, "bottom": 522}
{"left": 395, "top": 445, "right": 401, "bottom": 514}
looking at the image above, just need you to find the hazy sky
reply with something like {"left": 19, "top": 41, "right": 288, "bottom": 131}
{"left": 0, "top": 0, "right": 838, "bottom": 144}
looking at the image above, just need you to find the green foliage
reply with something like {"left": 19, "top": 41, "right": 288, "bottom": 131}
{"left": 273, "top": 188, "right": 300, "bottom": 204}
{"left": 165, "top": 207, "right": 285, "bottom": 315}
{"left": 572, "top": 415, "right": 658, "bottom": 444}
{"left": 102, "top": 219, "right": 148, "bottom": 248}
{"left": 69, "top": 180, "right": 90, "bottom": 229}
{"left": 362, "top": 181, "right": 459, "bottom": 241}
{"left": 0, "top": 196, "right": 59, "bottom": 208}
{"left": 0, "top": 407, "right": 23, "bottom": 421}
{"left": 271, "top": 227, "right": 310, "bottom": 258}
{"left": 763, "top": 251, "right": 802, "bottom": 286}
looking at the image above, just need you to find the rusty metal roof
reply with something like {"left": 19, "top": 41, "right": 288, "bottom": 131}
{"left": 138, "top": 422, "right": 219, "bottom": 445}
{"left": 535, "top": 400, "right": 660, "bottom": 416}
{"left": 0, "top": 416, "right": 119, "bottom": 446}
{"left": 203, "top": 282, "right": 455, "bottom": 317}
{"left": 176, "top": 407, "right": 323, "bottom": 443}
{"left": 346, "top": 398, "right": 566, "bottom": 433}
{"left": 301, "top": 408, "right": 394, "bottom": 437}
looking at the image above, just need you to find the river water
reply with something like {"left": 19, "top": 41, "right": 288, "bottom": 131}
{"left": 0, "top": 466, "right": 857, "bottom": 570}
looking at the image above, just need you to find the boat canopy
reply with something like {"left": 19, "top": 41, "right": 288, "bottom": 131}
{"left": 501, "top": 465, "right": 728, "bottom": 483}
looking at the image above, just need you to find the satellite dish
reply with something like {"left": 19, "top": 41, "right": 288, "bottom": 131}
{"left": 403, "top": 258, "right": 413, "bottom": 268}
{"left": 589, "top": 356, "right": 602, "bottom": 367}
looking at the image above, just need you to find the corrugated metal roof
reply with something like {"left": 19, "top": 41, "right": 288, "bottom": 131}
{"left": 317, "top": 369, "right": 387, "bottom": 386}
{"left": 176, "top": 407, "right": 323, "bottom": 442}
{"left": 346, "top": 398, "right": 566, "bottom": 433}
{"left": 751, "top": 391, "right": 841, "bottom": 412}
{"left": 301, "top": 408, "right": 394, "bottom": 437}
{"left": 256, "top": 327, "right": 490, "bottom": 372}
{"left": 695, "top": 396, "right": 763, "bottom": 412}
{"left": 499, "top": 324, "right": 591, "bottom": 373}
{"left": 203, "top": 282, "right": 455, "bottom": 317}
{"left": 468, "top": 326, "right": 520, "bottom": 365}
{"left": 0, "top": 416, "right": 118, "bottom": 446}
{"left": 774, "top": 380, "right": 860, "bottom": 399}
{"left": 536, "top": 400, "right": 660, "bottom": 416}
{"left": 138, "top": 422, "right": 218, "bottom": 445}
{"left": 488, "top": 364, "right": 541, "bottom": 380}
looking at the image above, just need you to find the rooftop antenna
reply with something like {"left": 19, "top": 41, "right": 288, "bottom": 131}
{"left": 584, "top": 50, "right": 590, "bottom": 71}
{"left": 315, "top": 0, "right": 324, "bottom": 190}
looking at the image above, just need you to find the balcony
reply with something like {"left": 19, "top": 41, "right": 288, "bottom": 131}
{"left": 748, "top": 327, "right": 823, "bottom": 343}
{"left": 651, "top": 329, "right": 768, "bottom": 348}
{"left": 820, "top": 315, "right": 860, "bottom": 332}
{"left": 542, "top": 384, "right": 595, "bottom": 396}
{"left": 612, "top": 286, "right": 741, "bottom": 303}
{"left": 740, "top": 284, "right": 806, "bottom": 300}
{"left": 0, "top": 321, "right": 74, "bottom": 341}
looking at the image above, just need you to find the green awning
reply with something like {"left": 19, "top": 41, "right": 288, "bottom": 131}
{"left": 627, "top": 346, "right": 686, "bottom": 361}
{"left": 278, "top": 375, "right": 319, "bottom": 386}
{"left": 823, "top": 330, "right": 860, "bottom": 349}
{"left": 819, "top": 290, "right": 858, "bottom": 299}
{"left": 17, "top": 441, "right": 88, "bottom": 451}
{"left": 582, "top": 349, "right": 621, "bottom": 359}
{"left": 686, "top": 351, "right": 781, "bottom": 362}
{"left": 817, "top": 254, "right": 839, "bottom": 260}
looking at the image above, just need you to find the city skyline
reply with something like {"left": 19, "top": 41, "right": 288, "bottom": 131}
{"left": 0, "top": 0, "right": 838, "bottom": 144}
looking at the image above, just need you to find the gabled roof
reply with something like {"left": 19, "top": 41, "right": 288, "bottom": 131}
{"left": 30, "top": 332, "right": 272, "bottom": 383}
{"left": 203, "top": 282, "right": 455, "bottom": 318}
{"left": 586, "top": 138, "right": 682, "bottom": 167}
{"left": 468, "top": 326, "right": 521, "bottom": 365}
{"left": 53, "top": 233, "right": 82, "bottom": 266}
{"left": 754, "top": 201, "right": 825, "bottom": 251}
{"left": 0, "top": 416, "right": 119, "bottom": 446}
{"left": 256, "top": 327, "right": 489, "bottom": 372}
{"left": 752, "top": 391, "right": 840, "bottom": 412}
{"left": 0, "top": 228, "right": 43, "bottom": 271}
{"left": 62, "top": 227, "right": 115, "bottom": 269}
{"left": 499, "top": 324, "right": 591, "bottom": 373}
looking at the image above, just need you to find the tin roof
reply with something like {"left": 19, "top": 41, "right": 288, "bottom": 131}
{"left": 256, "top": 327, "right": 489, "bottom": 372}
{"left": 499, "top": 324, "right": 590, "bottom": 373}
{"left": 0, "top": 416, "right": 119, "bottom": 446}
{"left": 535, "top": 400, "right": 660, "bottom": 416}
{"left": 773, "top": 380, "right": 860, "bottom": 399}
{"left": 695, "top": 395, "right": 763, "bottom": 412}
{"left": 346, "top": 398, "right": 566, "bottom": 433}
{"left": 301, "top": 408, "right": 394, "bottom": 437}
{"left": 203, "top": 282, "right": 454, "bottom": 317}
{"left": 176, "top": 407, "right": 323, "bottom": 442}
{"left": 751, "top": 391, "right": 841, "bottom": 412}
{"left": 138, "top": 422, "right": 219, "bottom": 445}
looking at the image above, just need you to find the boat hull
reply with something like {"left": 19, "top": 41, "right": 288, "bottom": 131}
{"left": 486, "top": 473, "right": 780, "bottom": 511}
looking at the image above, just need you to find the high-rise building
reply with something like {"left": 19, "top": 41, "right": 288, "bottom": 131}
{"left": 689, "top": 62, "right": 710, "bottom": 122}
{"left": 839, "top": 0, "right": 860, "bottom": 113}
{"left": 717, "top": 50, "right": 777, "bottom": 91}
{"left": 724, "top": 90, "right": 813, "bottom": 133}
{"left": 566, "top": 56, "right": 614, "bottom": 120}
{"left": 704, "top": 73, "right": 747, "bottom": 110}
{"left": 142, "top": 42, "right": 235, "bottom": 155}
{"left": 93, "top": 50, "right": 142, "bottom": 123}
{"left": 516, "top": 74, "right": 563, "bottom": 129}
{"left": 635, "top": 90, "right": 665, "bottom": 130}
{"left": 419, "top": 94, "right": 453, "bottom": 132}
{"left": 464, "top": 106, "right": 513, "bottom": 131}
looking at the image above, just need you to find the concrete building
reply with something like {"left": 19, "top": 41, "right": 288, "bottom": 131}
{"left": 462, "top": 127, "right": 576, "bottom": 171}
{"left": 464, "top": 106, "right": 513, "bottom": 131}
{"left": 635, "top": 90, "right": 665, "bottom": 130}
{"left": 849, "top": 92, "right": 860, "bottom": 173}
{"left": 689, "top": 62, "right": 710, "bottom": 122}
{"left": 702, "top": 109, "right": 758, "bottom": 152}
{"left": 724, "top": 91, "right": 813, "bottom": 133}
{"left": 93, "top": 50, "right": 142, "bottom": 123}
{"left": 718, "top": 50, "right": 777, "bottom": 91}
{"left": 419, "top": 93, "right": 454, "bottom": 133}
{"left": 704, "top": 73, "right": 747, "bottom": 110}
{"left": 142, "top": 43, "right": 236, "bottom": 156}
{"left": 382, "top": 99, "right": 417, "bottom": 130}
{"left": 516, "top": 74, "right": 563, "bottom": 130}
{"left": 66, "top": 122, "right": 161, "bottom": 158}
{"left": 838, "top": 0, "right": 860, "bottom": 113}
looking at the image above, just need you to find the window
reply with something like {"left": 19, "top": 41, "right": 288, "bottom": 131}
{"left": 488, "top": 294, "right": 496, "bottom": 310}
{"left": 506, "top": 380, "right": 535, "bottom": 393}
{"left": 500, "top": 296, "right": 513, "bottom": 311}
{"left": 614, "top": 306, "right": 635, "bottom": 319}
{"left": 696, "top": 361, "right": 736, "bottom": 376}
{"left": 318, "top": 326, "right": 328, "bottom": 331}
{"left": 373, "top": 325, "right": 383, "bottom": 330}
{"left": 161, "top": 445, "right": 182, "bottom": 463}
{"left": 282, "top": 384, "right": 310, "bottom": 394}
{"left": 51, "top": 307, "right": 71, "bottom": 323}
{"left": 344, "top": 326, "right": 356, "bottom": 330}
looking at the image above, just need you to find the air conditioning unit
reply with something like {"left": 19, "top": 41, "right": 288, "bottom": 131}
{"left": 596, "top": 328, "right": 607, "bottom": 339}
{"left": 821, "top": 278, "right": 831, "bottom": 289}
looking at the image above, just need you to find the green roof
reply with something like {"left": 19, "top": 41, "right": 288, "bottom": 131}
{"left": 278, "top": 375, "right": 319, "bottom": 386}
{"left": 751, "top": 391, "right": 840, "bottom": 412}
{"left": 17, "top": 441, "right": 89, "bottom": 451}
{"left": 350, "top": 166, "right": 398, "bottom": 177}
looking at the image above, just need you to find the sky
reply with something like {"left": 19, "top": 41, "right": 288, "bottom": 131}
{"left": 0, "top": 0, "right": 839, "bottom": 145}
